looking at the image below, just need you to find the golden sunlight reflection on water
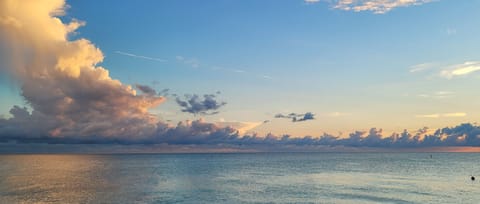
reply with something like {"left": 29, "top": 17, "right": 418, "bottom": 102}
{"left": 0, "top": 153, "right": 479, "bottom": 203}
{"left": 0, "top": 155, "right": 117, "bottom": 203}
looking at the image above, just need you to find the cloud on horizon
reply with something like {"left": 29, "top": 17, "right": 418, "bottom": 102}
{"left": 2, "top": 111, "right": 480, "bottom": 149}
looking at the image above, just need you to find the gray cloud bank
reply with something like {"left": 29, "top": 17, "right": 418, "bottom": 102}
{"left": 1, "top": 106, "right": 480, "bottom": 148}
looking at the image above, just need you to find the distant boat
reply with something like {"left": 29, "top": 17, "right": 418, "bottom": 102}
{"left": 471, "top": 176, "right": 475, "bottom": 181}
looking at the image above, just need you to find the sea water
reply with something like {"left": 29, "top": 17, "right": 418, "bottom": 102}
{"left": 0, "top": 153, "right": 479, "bottom": 203}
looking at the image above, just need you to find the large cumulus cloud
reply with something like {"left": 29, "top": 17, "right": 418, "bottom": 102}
{"left": 0, "top": 0, "right": 165, "bottom": 139}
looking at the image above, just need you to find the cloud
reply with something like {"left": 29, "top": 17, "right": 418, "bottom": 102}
{"left": 275, "top": 112, "right": 315, "bottom": 122}
{"left": 4, "top": 116, "right": 480, "bottom": 149}
{"left": 115, "top": 51, "right": 166, "bottom": 62}
{"left": 415, "top": 114, "right": 440, "bottom": 118}
{"left": 261, "top": 75, "right": 273, "bottom": 79}
{"left": 442, "top": 112, "right": 467, "bottom": 117}
{"left": 440, "top": 61, "right": 480, "bottom": 79}
{"left": 157, "top": 88, "right": 170, "bottom": 96}
{"left": 176, "top": 55, "right": 200, "bottom": 68}
{"left": 417, "top": 91, "right": 454, "bottom": 99}
{"left": 446, "top": 28, "right": 457, "bottom": 36}
{"left": 176, "top": 93, "right": 227, "bottom": 115}
{"left": 0, "top": 0, "right": 165, "bottom": 139}
{"left": 135, "top": 84, "right": 157, "bottom": 96}
{"left": 216, "top": 121, "right": 263, "bottom": 135}
{"left": 416, "top": 112, "right": 466, "bottom": 118}
{"left": 409, "top": 62, "right": 435, "bottom": 73}
{"left": 307, "top": 0, "right": 434, "bottom": 14}
{"left": 233, "top": 69, "right": 245, "bottom": 73}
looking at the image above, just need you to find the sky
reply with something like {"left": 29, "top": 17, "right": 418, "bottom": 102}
{"left": 1, "top": 0, "right": 480, "bottom": 150}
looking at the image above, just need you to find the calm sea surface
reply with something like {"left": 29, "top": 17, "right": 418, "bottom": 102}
{"left": 0, "top": 153, "right": 479, "bottom": 203}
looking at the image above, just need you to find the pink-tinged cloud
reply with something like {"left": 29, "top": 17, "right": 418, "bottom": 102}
{"left": 0, "top": 0, "right": 165, "bottom": 139}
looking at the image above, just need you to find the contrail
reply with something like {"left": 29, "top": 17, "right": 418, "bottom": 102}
{"left": 115, "top": 51, "right": 166, "bottom": 62}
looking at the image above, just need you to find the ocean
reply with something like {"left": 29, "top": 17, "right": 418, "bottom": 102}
{"left": 0, "top": 153, "right": 479, "bottom": 203}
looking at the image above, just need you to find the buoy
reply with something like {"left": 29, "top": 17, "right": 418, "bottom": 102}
{"left": 471, "top": 176, "right": 475, "bottom": 181}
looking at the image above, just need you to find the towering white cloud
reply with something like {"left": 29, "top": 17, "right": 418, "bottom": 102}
{"left": 0, "top": 0, "right": 165, "bottom": 139}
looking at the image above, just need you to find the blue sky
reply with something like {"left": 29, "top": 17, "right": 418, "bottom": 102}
{"left": 1, "top": 0, "right": 480, "bottom": 139}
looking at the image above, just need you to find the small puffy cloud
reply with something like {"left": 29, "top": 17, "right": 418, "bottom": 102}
{"left": 298, "top": 112, "right": 315, "bottom": 122}
{"left": 309, "top": 0, "right": 434, "bottom": 14}
{"left": 440, "top": 61, "right": 480, "bottom": 79}
{"left": 176, "top": 93, "right": 226, "bottom": 115}
{"left": 158, "top": 88, "right": 170, "bottom": 96}
{"left": 275, "top": 112, "right": 315, "bottom": 122}
{"left": 135, "top": 84, "right": 157, "bottom": 96}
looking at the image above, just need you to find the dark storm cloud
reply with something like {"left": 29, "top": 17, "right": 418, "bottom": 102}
{"left": 275, "top": 112, "right": 315, "bottom": 122}
{"left": 175, "top": 94, "right": 227, "bottom": 115}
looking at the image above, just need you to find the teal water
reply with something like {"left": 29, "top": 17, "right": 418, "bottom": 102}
{"left": 0, "top": 153, "right": 479, "bottom": 203}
